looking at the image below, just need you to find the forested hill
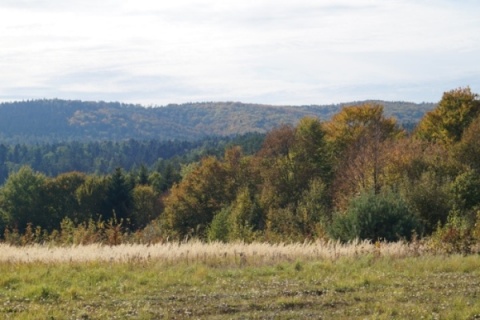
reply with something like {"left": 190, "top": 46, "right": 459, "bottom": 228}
{"left": 0, "top": 99, "right": 435, "bottom": 143}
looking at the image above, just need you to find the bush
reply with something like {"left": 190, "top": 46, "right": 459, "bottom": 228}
{"left": 329, "top": 191, "right": 422, "bottom": 242}
{"left": 428, "top": 211, "right": 480, "bottom": 254}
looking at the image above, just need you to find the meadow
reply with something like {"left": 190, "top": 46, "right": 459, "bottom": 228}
{"left": 0, "top": 241, "right": 479, "bottom": 319}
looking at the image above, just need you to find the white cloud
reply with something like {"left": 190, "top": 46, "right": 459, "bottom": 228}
{"left": 0, "top": 0, "right": 479, "bottom": 105}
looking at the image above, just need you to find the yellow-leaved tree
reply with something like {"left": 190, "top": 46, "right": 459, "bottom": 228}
{"left": 415, "top": 87, "right": 480, "bottom": 145}
{"left": 324, "top": 103, "right": 403, "bottom": 207}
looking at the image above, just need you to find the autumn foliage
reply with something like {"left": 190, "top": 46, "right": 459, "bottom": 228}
{"left": 1, "top": 87, "right": 480, "bottom": 251}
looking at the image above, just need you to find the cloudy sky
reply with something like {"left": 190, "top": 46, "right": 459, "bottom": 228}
{"left": 0, "top": 0, "right": 479, "bottom": 106}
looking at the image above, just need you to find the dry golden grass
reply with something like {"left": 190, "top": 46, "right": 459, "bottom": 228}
{"left": 0, "top": 239, "right": 423, "bottom": 264}
{"left": 1, "top": 240, "right": 479, "bottom": 319}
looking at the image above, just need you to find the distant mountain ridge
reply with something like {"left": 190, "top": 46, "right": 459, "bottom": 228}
{"left": 0, "top": 99, "right": 435, "bottom": 143}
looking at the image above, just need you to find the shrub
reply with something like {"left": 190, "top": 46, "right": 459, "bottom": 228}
{"left": 329, "top": 191, "right": 422, "bottom": 242}
{"left": 428, "top": 213, "right": 475, "bottom": 254}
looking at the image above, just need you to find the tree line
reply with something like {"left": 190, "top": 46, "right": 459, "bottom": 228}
{"left": 0, "top": 99, "right": 433, "bottom": 144}
{"left": 0, "top": 87, "right": 479, "bottom": 250}
{"left": 0, "top": 133, "right": 264, "bottom": 184}
{"left": 160, "top": 87, "right": 480, "bottom": 247}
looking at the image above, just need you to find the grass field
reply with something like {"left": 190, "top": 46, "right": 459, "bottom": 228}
{"left": 0, "top": 241, "right": 479, "bottom": 319}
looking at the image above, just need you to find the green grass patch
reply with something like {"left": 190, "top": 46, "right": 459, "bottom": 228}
{"left": 0, "top": 255, "right": 479, "bottom": 319}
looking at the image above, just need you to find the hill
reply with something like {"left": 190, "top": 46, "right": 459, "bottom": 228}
{"left": 0, "top": 99, "right": 435, "bottom": 143}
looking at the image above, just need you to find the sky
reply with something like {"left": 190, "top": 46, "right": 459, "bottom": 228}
{"left": 0, "top": 0, "right": 479, "bottom": 106}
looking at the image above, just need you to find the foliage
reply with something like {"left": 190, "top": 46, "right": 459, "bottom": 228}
{"left": 75, "top": 175, "right": 109, "bottom": 221}
{"left": 324, "top": 103, "right": 402, "bottom": 155}
{"left": 0, "top": 166, "right": 156, "bottom": 237}
{"left": 207, "top": 187, "right": 262, "bottom": 243}
{"left": 381, "top": 138, "right": 425, "bottom": 185}
{"left": 428, "top": 212, "right": 480, "bottom": 255}
{"left": 132, "top": 185, "right": 161, "bottom": 229}
{"left": 329, "top": 191, "right": 422, "bottom": 242}
{"left": 0, "top": 166, "right": 48, "bottom": 232}
{"left": 162, "top": 156, "right": 232, "bottom": 239}
{"left": 227, "top": 187, "right": 262, "bottom": 242}
{"left": 324, "top": 103, "right": 404, "bottom": 207}
{"left": 454, "top": 114, "right": 480, "bottom": 171}
{"left": 290, "top": 117, "right": 333, "bottom": 185}
{"left": 1, "top": 88, "right": 480, "bottom": 245}
{"left": 42, "top": 172, "right": 86, "bottom": 227}
{"left": 207, "top": 207, "right": 231, "bottom": 243}
{"left": 266, "top": 178, "right": 330, "bottom": 241}
{"left": 450, "top": 169, "right": 480, "bottom": 216}
{"left": 105, "top": 167, "right": 133, "bottom": 223}
{"left": 0, "top": 99, "right": 433, "bottom": 144}
{"left": 400, "top": 171, "right": 453, "bottom": 234}
{"left": 258, "top": 117, "right": 332, "bottom": 211}
{"left": 415, "top": 87, "right": 480, "bottom": 144}
{"left": 295, "top": 178, "right": 331, "bottom": 237}
{"left": 0, "top": 133, "right": 264, "bottom": 184}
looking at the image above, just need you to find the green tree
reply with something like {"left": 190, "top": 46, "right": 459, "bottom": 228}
{"left": 160, "top": 163, "right": 181, "bottom": 192}
{"left": 400, "top": 171, "right": 452, "bottom": 234}
{"left": 265, "top": 178, "right": 330, "bottom": 241}
{"left": 291, "top": 117, "right": 333, "bottom": 187}
{"left": 148, "top": 171, "right": 164, "bottom": 194}
{"left": 228, "top": 187, "right": 263, "bottom": 241}
{"left": 132, "top": 185, "right": 160, "bottom": 228}
{"left": 75, "top": 175, "right": 109, "bottom": 221}
{"left": 105, "top": 168, "right": 133, "bottom": 223}
{"left": 454, "top": 114, "right": 480, "bottom": 171}
{"left": 256, "top": 126, "right": 296, "bottom": 210}
{"left": 329, "top": 190, "right": 422, "bottom": 242}
{"left": 0, "top": 166, "right": 47, "bottom": 231}
{"left": 137, "top": 164, "right": 150, "bottom": 186}
{"left": 450, "top": 169, "right": 480, "bottom": 218}
{"left": 43, "top": 172, "right": 86, "bottom": 228}
{"left": 258, "top": 117, "right": 331, "bottom": 210}
{"left": 207, "top": 207, "right": 231, "bottom": 243}
{"left": 295, "top": 178, "right": 331, "bottom": 237}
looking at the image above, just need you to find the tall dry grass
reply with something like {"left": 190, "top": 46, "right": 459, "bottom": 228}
{"left": 0, "top": 239, "right": 425, "bottom": 264}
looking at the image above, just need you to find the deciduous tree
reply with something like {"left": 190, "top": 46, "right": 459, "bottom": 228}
{"left": 75, "top": 175, "right": 109, "bottom": 221}
{"left": 324, "top": 103, "right": 403, "bottom": 207}
{"left": 43, "top": 172, "right": 86, "bottom": 227}
{"left": 258, "top": 117, "right": 332, "bottom": 210}
{"left": 0, "top": 166, "right": 47, "bottom": 231}
{"left": 163, "top": 156, "right": 230, "bottom": 238}
{"left": 454, "top": 114, "right": 480, "bottom": 171}
{"left": 416, "top": 87, "right": 480, "bottom": 144}
{"left": 132, "top": 185, "right": 160, "bottom": 228}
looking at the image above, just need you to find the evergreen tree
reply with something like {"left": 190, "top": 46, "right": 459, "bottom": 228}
{"left": 105, "top": 168, "right": 133, "bottom": 224}
{"left": 137, "top": 164, "right": 149, "bottom": 185}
